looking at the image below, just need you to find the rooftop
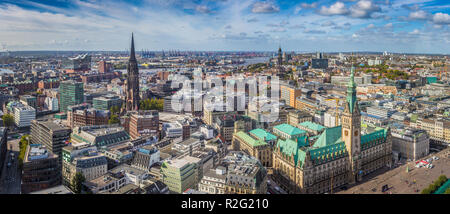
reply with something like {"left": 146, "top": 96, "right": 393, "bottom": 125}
{"left": 164, "top": 156, "right": 201, "bottom": 169}
{"left": 273, "top": 123, "right": 306, "bottom": 136}
{"left": 249, "top": 129, "right": 277, "bottom": 141}
{"left": 234, "top": 131, "right": 268, "bottom": 147}
{"left": 298, "top": 121, "right": 326, "bottom": 132}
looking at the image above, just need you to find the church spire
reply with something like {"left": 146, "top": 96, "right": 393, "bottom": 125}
{"left": 346, "top": 53, "right": 357, "bottom": 113}
{"left": 130, "top": 33, "right": 136, "bottom": 61}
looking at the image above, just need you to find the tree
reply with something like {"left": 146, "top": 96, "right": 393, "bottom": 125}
{"left": 71, "top": 172, "right": 86, "bottom": 194}
{"left": 108, "top": 114, "right": 120, "bottom": 124}
{"left": 438, "top": 175, "right": 447, "bottom": 183}
{"left": 18, "top": 135, "right": 29, "bottom": 168}
{"left": 445, "top": 188, "right": 450, "bottom": 194}
{"left": 2, "top": 114, "right": 14, "bottom": 127}
{"left": 421, "top": 188, "right": 432, "bottom": 194}
{"left": 110, "top": 106, "right": 120, "bottom": 115}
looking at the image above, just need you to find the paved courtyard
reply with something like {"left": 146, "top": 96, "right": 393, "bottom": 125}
{"left": 337, "top": 147, "right": 450, "bottom": 194}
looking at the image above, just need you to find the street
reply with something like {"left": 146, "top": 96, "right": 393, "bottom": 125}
{"left": 0, "top": 138, "right": 22, "bottom": 194}
{"left": 267, "top": 174, "right": 288, "bottom": 194}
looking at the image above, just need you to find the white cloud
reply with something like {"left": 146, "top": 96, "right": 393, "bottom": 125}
{"left": 321, "top": 21, "right": 336, "bottom": 27}
{"left": 196, "top": 5, "right": 212, "bottom": 13}
{"left": 301, "top": 3, "right": 318, "bottom": 9}
{"left": 410, "top": 29, "right": 420, "bottom": 34}
{"left": 432, "top": 13, "right": 450, "bottom": 25}
{"left": 408, "top": 10, "right": 428, "bottom": 20}
{"left": 349, "top": 0, "right": 381, "bottom": 18}
{"left": 318, "top": 2, "right": 349, "bottom": 16}
{"left": 251, "top": 1, "right": 280, "bottom": 13}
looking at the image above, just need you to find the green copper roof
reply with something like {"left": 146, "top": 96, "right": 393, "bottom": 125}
{"left": 273, "top": 124, "right": 306, "bottom": 136}
{"left": 276, "top": 136, "right": 308, "bottom": 167}
{"left": 310, "top": 142, "right": 347, "bottom": 165}
{"left": 346, "top": 65, "right": 357, "bottom": 113}
{"left": 249, "top": 129, "right": 277, "bottom": 141}
{"left": 313, "top": 126, "right": 342, "bottom": 148}
{"left": 361, "top": 128, "right": 388, "bottom": 150}
{"left": 299, "top": 121, "right": 325, "bottom": 132}
{"left": 234, "top": 131, "right": 268, "bottom": 147}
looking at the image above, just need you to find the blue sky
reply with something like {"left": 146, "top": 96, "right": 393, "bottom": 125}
{"left": 0, "top": 0, "right": 449, "bottom": 53}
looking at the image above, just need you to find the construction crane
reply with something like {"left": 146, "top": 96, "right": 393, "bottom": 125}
{"left": 326, "top": 98, "right": 341, "bottom": 126}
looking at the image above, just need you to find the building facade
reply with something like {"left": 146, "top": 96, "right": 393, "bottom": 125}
{"left": 59, "top": 81, "right": 84, "bottom": 113}
{"left": 30, "top": 119, "right": 71, "bottom": 160}
{"left": 21, "top": 144, "right": 61, "bottom": 194}
{"left": 272, "top": 66, "right": 392, "bottom": 194}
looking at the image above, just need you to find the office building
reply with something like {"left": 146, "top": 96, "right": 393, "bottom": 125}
{"left": 280, "top": 85, "right": 301, "bottom": 108}
{"left": 30, "top": 119, "right": 71, "bottom": 159}
{"left": 391, "top": 128, "right": 429, "bottom": 161}
{"left": 62, "top": 143, "right": 107, "bottom": 186}
{"left": 413, "top": 117, "right": 450, "bottom": 144}
{"left": 71, "top": 108, "right": 110, "bottom": 128}
{"left": 93, "top": 95, "right": 122, "bottom": 111}
{"left": 71, "top": 125, "right": 131, "bottom": 147}
{"left": 128, "top": 110, "right": 159, "bottom": 139}
{"left": 232, "top": 131, "right": 272, "bottom": 167}
{"left": 198, "top": 167, "right": 227, "bottom": 194}
{"left": 366, "top": 106, "right": 397, "bottom": 118}
{"left": 161, "top": 156, "right": 201, "bottom": 193}
{"left": 59, "top": 81, "right": 84, "bottom": 113}
{"left": 162, "top": 121, "right": 183, "bottom": 138}
{"left": 21, "top": 144, "right": 60, "bottom": 194}
{"left": 131, "top": 146, "right": 160, "bottom": 171}
{"left": 98, "top": 60, "right": 111, "bottom": 73}
{"left": 223, "top": 151, "right": 267, "bottom": 194}
{"left": 13, "top": 105, "right": 36, "bottom": 128}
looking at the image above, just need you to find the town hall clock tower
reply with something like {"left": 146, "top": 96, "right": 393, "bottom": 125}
{"left": 341, "top": 64, "right": 362, "bottom": 184}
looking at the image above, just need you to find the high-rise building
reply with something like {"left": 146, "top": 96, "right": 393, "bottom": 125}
{"left": 59, "top": 81, "right": 84, "bottom": 113}
{"left": 125, "top": 34, "right": 140, "bottom": 112}
{"left": 280, "top": 85, "right": 301, "bottom": 108}
{"left": 30, "top": 119, "right": 72, "bottom": 159}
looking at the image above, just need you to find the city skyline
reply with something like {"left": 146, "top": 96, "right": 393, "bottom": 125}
{"left": 0, "top": 0, "right": 449, "bottom": 54}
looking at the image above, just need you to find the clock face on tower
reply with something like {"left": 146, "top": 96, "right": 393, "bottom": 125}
{"left": 345, "top": 130, "right": 349, "bottom": 137}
